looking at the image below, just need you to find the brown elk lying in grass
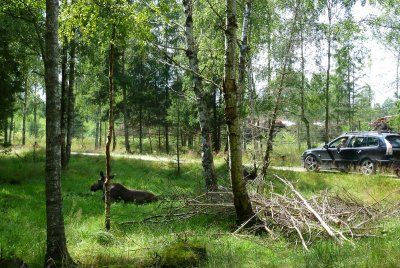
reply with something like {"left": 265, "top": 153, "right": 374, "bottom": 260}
{"left": 90, "top": 171, "right": 158, "bottom": 204}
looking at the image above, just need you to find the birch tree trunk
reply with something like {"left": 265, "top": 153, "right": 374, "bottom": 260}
{"left": 238, "top": 0, "right": 252, "bottom": 101}
{"left": 223, "top": 0, "right": 254, "bottom": 224}
{"left": 105, "top": 26, "right": 116, "bottom": 231}
{"left": 43, "top": 0, "right": 74, "bottom": 265}
{"left": 183, "top": 0, "right": 217, "bottom": 191}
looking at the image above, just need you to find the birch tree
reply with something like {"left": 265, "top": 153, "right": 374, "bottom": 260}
{"left": 182, "top": 0, "right": 217, "bottom": 191}
{"left": 43, "top": 0, "right": 74, "bottom": 265}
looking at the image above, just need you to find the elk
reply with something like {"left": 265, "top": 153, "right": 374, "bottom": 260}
{"left": 90, "top": 171, "right": 158, "bottom": 204}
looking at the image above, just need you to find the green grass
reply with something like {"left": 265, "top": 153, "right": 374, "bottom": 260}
{"left": 1, "top": 150, "right": 400, "bottom": 267}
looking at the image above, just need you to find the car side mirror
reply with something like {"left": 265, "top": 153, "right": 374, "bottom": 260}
{"left": 323, "top": 144, "right": 328, "bottom": 149}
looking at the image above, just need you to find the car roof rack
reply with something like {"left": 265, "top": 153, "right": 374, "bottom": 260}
{"left": 343, "top": 131, "right": 393, "bottom": 135}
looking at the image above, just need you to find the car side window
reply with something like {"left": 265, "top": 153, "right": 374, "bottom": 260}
{"left": 386, "top": 136, "right": 400, "bottom": 148}
{"left": 349, "top": 136, "right": 367, "bottom": 147}
{"left": 329, "top": 137, "right": 348, "bottom": 148}
{"left": 368, "top": 137, "right": 379, "bottom": 147}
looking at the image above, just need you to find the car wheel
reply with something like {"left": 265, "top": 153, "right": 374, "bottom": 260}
{"left": 360, "top": 159, "right": 376, "bottom": 175}
{"left": 304, "top": 155, "right": 319, "bottom": 172}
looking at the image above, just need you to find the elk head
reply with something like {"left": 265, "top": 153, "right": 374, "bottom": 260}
{"left": 90, "top": 171, "right": 114, "bottom": 192}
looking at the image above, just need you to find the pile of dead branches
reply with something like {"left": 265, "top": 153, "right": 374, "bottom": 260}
{"left": 247, "top": 175, "right": 399, "bottom": 250}
{"left": 120, "top": 175, "right": 399, "bottom": 250}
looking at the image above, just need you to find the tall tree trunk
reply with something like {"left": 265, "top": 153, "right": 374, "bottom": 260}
{"left": 238, "top": 0, "right": 252, "bottom": 101}
{"left": 95, "top": 121, "right": 99, "bottom": 149}
{"left": 299, "top": 16, "right": 311, "bottom": 149}
{"left": 105, "top": 26, "right": 116, "bottom": 231}
{"left": 60, "top": 39, "right": 68, "bottom": 169}
{"left": 99, "top": 113, "right": 102, "bottom": 148}
{"left": 324, "top": 2, "right": 332, "bottom": 143}
{"left": 121, "top": 50, "right": 131, "bottom": 153}
{"left": 112, "top": 127, "right": 116, "bottom": 151}
{"left": 104, "top": 121, "right": 107, "bottom": 146}
{"left": 33, "top": 85, "right": 38, "bottom": 141}
{"left": 3, "top": 118, "right": 8, "bottom": 146}
{"left": 212, "top": 88, "right": 221, "bottom": 153}
{"left": 139, "top": 104, "right": 143, "bottom": 154}
{"left": 397, "top": 52, "right": 399, "bottom": 100}
{"left": 347, "top": 54, "right": 351, "bottom": 131}
{"left": 249, "top": 60, "right": 258, "bottom": 170}
{"left": 176, "top": 95, "right": 181, "bottom": 174}
{"left": 65, "top": 33, "right": 76, "bottom": 166}
{"left": 61, "top": 41, "right": 68, "bottom": 169}
{"left": 164, "top": 29, "right": 170, "bottom": 155}
{"left": 164, "top": 62, "right": 170, "bottom": 155}
{"left": 148, "top": 127, "right": 153, "bottom": 153}
{"left": 183, "top": 0, "right": 217, "bottom": 191}
{"left": 22, "top": 77, "right": 28, "bottom": 146}
{"left": 43, "top": 0, "right": 74, "bottom": 265}
{"left": 158, "top": 125, "right": 161, "bottom": 151}
{"left": 223, "top": 0, "right": 254, "bottom": 224}
{"left": 9, "top": 113, "right": 13, "bottom": 144}
{"left": 266, "top": 6, "right": 272, "bottom": 88}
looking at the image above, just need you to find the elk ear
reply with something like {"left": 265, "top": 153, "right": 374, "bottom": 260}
{"left": 110, "top": 174, "right": 115, "bottom": 180}
{"left": 100, "top": 171, "right": 105, "bottom": 178}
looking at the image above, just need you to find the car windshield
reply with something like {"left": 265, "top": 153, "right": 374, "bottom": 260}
{"left": 385, "top": 136, "right": 400, "bottom": 148}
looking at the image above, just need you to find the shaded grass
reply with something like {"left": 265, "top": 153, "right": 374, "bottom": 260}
{"left": 1, "top": 150, "right": 400, "bottom": 267}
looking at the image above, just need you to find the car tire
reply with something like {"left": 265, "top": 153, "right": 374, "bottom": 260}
{"left": 304, "top": 155, "right": 319, "bottom": 172}
{"left": 360, "top": 159, "right": 376, "bottom": 175}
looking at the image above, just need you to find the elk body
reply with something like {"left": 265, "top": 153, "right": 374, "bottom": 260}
{"left": 90, "top": 171, "right": 158, "bottom": 204}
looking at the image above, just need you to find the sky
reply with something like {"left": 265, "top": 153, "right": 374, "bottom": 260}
{"left": 353, "top": 2, "right": 398, "bottom": 105}
{"left": 353, "top": 1, "right": 397, "bottom": 104}
{"left": 254, "top": 1, "right": 398, "bottom": 106}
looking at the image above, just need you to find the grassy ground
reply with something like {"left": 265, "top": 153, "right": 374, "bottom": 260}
{"left": 1, "top": 150, "right": 400, "bottom": 267}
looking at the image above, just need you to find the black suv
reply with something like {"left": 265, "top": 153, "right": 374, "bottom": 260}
{"left": 301, "top": 131, "right": 400, "bottom": 175}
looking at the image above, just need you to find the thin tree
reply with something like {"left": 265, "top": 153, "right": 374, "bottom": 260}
{"left": 121, "top": 49, "right": 131, "bottom": 153}
{"left": 324, "top": 0, "right": 333, "bottom": 143}
{"left": 182, "top": 0, "right": 217, "bottom": 191}
{"left": 43, "top": 0, "right": 74, "bottom": 265}
{"left": 261, "top": 1, "right": 300, "bottom": 181}
{"left": 299, "top": 7, "right": 311, "bottom": 149}
{"left": 104, "top": 26, "right": 116, "bottom": 231}
{"left": 65, "top": 30, "right": 76, "bottom": 166}
{"left": 222, "top": 0, "right": 254, "bottom": 224}
{"left": 60, "top": 37, "right": 68, "bottom": 168}
{"left": 22, "top": 76, "right": 28, "bottom": 146}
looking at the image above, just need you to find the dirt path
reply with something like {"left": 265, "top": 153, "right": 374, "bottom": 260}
{"left": 72, "top": 152, "right": 308, "bottom": 171}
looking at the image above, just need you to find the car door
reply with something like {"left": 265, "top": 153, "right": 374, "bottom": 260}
{"left": 346, "top": 136, "right": 368, "bottom": 164}
{"left": 357, "top": 136, "right": 382, "bottom": 161}
{"left": 325, "top": 136, "right": 350, "bottom": 164}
